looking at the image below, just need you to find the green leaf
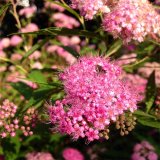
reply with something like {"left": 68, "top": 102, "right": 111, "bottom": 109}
{"left": 145, "top": 71, "right": 156, "bottom": 113}
{"left": 134, "top": 110, "right": 155, "bottom": 119}
{"left": 13, "top": 27, "right": 102, "bottom": 40}
{"left": 123, "top": 56, "right": 150, "bottom": 72}
{"left": 138, "top": 118, "right": 160, "bottom": 129}
{"left": 11, "top": 82, "right": 33, "bottom": 100}
{"left": 0, "top": 3, "right": 11, "bottom": 16}
{"left": 60, "top": 45, "right": 80, "bottom": 58}
{"left": 105, "top": 40, "right": 122, "bottom": 57}
{"left": 28, "top": 70, "right": 47, "bottom": 86}
{"left": 21, "top": 38, "right": 48, "bottom": 62}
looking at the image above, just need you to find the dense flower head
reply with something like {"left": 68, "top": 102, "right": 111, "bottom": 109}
{"left": 71, "top": 0, "right": 110, "bottom": 19}
{"left": 131, "top": 141, "right": 158, "bottom": 160}
{"left": 26, "top": 152, "right": 54, "bottom": 160}
{"left": 48, "top": 56, "right": 140, "bottom": 141}
{"left": 103, "top": 0, "right": 160, "bottom": 43}
{"left": 62, "top": 148, "right": 84, "bottom": 160}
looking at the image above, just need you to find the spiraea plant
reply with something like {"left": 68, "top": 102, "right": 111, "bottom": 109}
{"left": 0, "top": 0, "right": 160, "bottom": 159}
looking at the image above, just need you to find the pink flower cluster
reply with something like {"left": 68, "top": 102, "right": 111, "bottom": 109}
{"left": 71, "top": 0, "right": 110, "bottom": 19}
{"left": 52, "top": 13, "right": 80, "bottom": 29}
{"left": 48, "top": 56, "right": 140, "bottom": 141}
{"left": 26, "top": 152, "right": 54, "bottom": 160}
{"left": 0, "top": 36, "right": 22, "bottom": 50}
{"left": 103, "top": 0, "right": 160, "bottom": 43}
{"left": 19, "top": 6, "right": 37, "bottom": 18}
{"left": 44, "top": 2, "right": 65, "bottom": 12}
{"left": 0, "top": 100, "right": 37, "bottom": 138}
{"left": 62, "top": 148, "right": 84, "bottom": 160}
{"left": 0, "top": 99, "right": 18, "bottom": 138}
{"left": 21, "top": 23, "right": 39, "bottom": 33}
{"left": 131, "top": 141, "right": 158, "bottom": 160}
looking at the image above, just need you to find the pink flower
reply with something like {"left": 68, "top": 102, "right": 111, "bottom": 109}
{"left": 131, "top": 141, "right": 158, "bottom": 160}
{"left": 0, "top": 38, "right": 10, "bottom": 48}
{"left": 49, "top": 56, "right": 140, "bottom": 141}
{"left": 19, "top": 6, "right": 37, "bottom": 18}
{"left": 71, "top": 0, "right": 110, "bottom": 19}
{"left": 11, "top": 53, "right": 22, "bottom": 61}
{"left": 21, "top": 23, "right": 39, "bottom": 33}
{"left": 29, "top": 50, "right": 41, "bottom": 60}
{"left": 26, "top": 152, "right": 54, "bottom": 160}
{"left": 103, "top": 0, "right": 160, "bottom": 43}
{"left": 52, "top": 13, "right": 80, "bottom": 29}
{"left": 62, "top": 148, "right": 84, "bottom": 160}
{"left": 44, "top": 2, "right": 65, "bottom": 12}
{"left": 10, "top": 35, "right": 23, "bottom": 46}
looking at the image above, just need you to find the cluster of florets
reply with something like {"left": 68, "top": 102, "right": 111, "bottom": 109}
{"left": 62, "top": 148, "right": 84, "bottom": 160}
{"left": 131, "top": 141, "right": 158, "bottom": 160}
{"left": 26, "top": 152, "right": 54, "bottom": 160}
{"left": 71, "top": 0, "right": 110, "bottom": 19}
{"left": 21, "top": 108, "right": 38, "bottom": 136}
{"left": 103, "top": 0, "right": 160, "bottom": 43}
{"left": 0, "top": 99, "right": 18, "bottom": 138}
{"left": 0, "top": 99, "right": 37, "bottom": 138}
{"left": 48, "top": 56, "right": 140, "bottom": 141}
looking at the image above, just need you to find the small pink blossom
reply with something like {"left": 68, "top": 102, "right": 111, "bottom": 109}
{"left": 26, "top": 152, "right": 54, "bottom": 160}
{"left": 71, "top": 0, "right": 110, "bottom": 19}
{"left": 132, "top": 141, "right": 158, "bottom": 160}
{"left": 21, "top": 23, "right": 39, "bottom": 33}
{"left": 29, "top": 50, "right": 41, "bottom": 60}
{"left": 10, "top": 35, "right": 23, "bottom": 46}
{"left": 52, "top": 13, "right": 80, "bottom": 29}
{"left": 0, "top": 38, "right": 10, "bottom": 48}
{"left": 19, "top": 6, "right": 37, "bottom": 18}
{"left": 44, "top": 2, "right": 65, "bottom": 12}
{"left": 62, "top": 148, "right": 84, "bottom": 160}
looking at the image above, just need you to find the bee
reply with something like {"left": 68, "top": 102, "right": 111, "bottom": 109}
{"left": 95, "top": 65, "right": 106, "bottom": 74}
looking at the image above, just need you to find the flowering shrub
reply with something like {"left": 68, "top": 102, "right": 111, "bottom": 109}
{"left": 0, "top": 0, "right": 160, "bottom": 159}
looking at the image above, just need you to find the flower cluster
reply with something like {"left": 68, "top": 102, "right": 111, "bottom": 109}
{"left": 131, "top": 141, "right": 158, "bottom": 160}
{"left": 26, "top": 152, "right": 54, "bottom": 160}
{"left": 0, "top": 99, "right": 37, "bottom": 138}
{"left": 62, "top": 148, "right": 84, "bottom": 160}
{"left": 103, "top": 0, "right": 160, "bottom": 43}
{"left": 48, "top": 56, "right": 140, "bottom": 141}
{"left": 0, "top": 99, "right": 18, "bottom": 138}
{"left": 71, "top": 0, "right": 110, "bottom": 19}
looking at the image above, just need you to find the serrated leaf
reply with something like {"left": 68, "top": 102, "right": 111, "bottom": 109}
{"left": 145, "top": 71, "right": 156, "bottom": 113}
{"left": 11, "top": 82, "right": 33, "bottom": 100}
